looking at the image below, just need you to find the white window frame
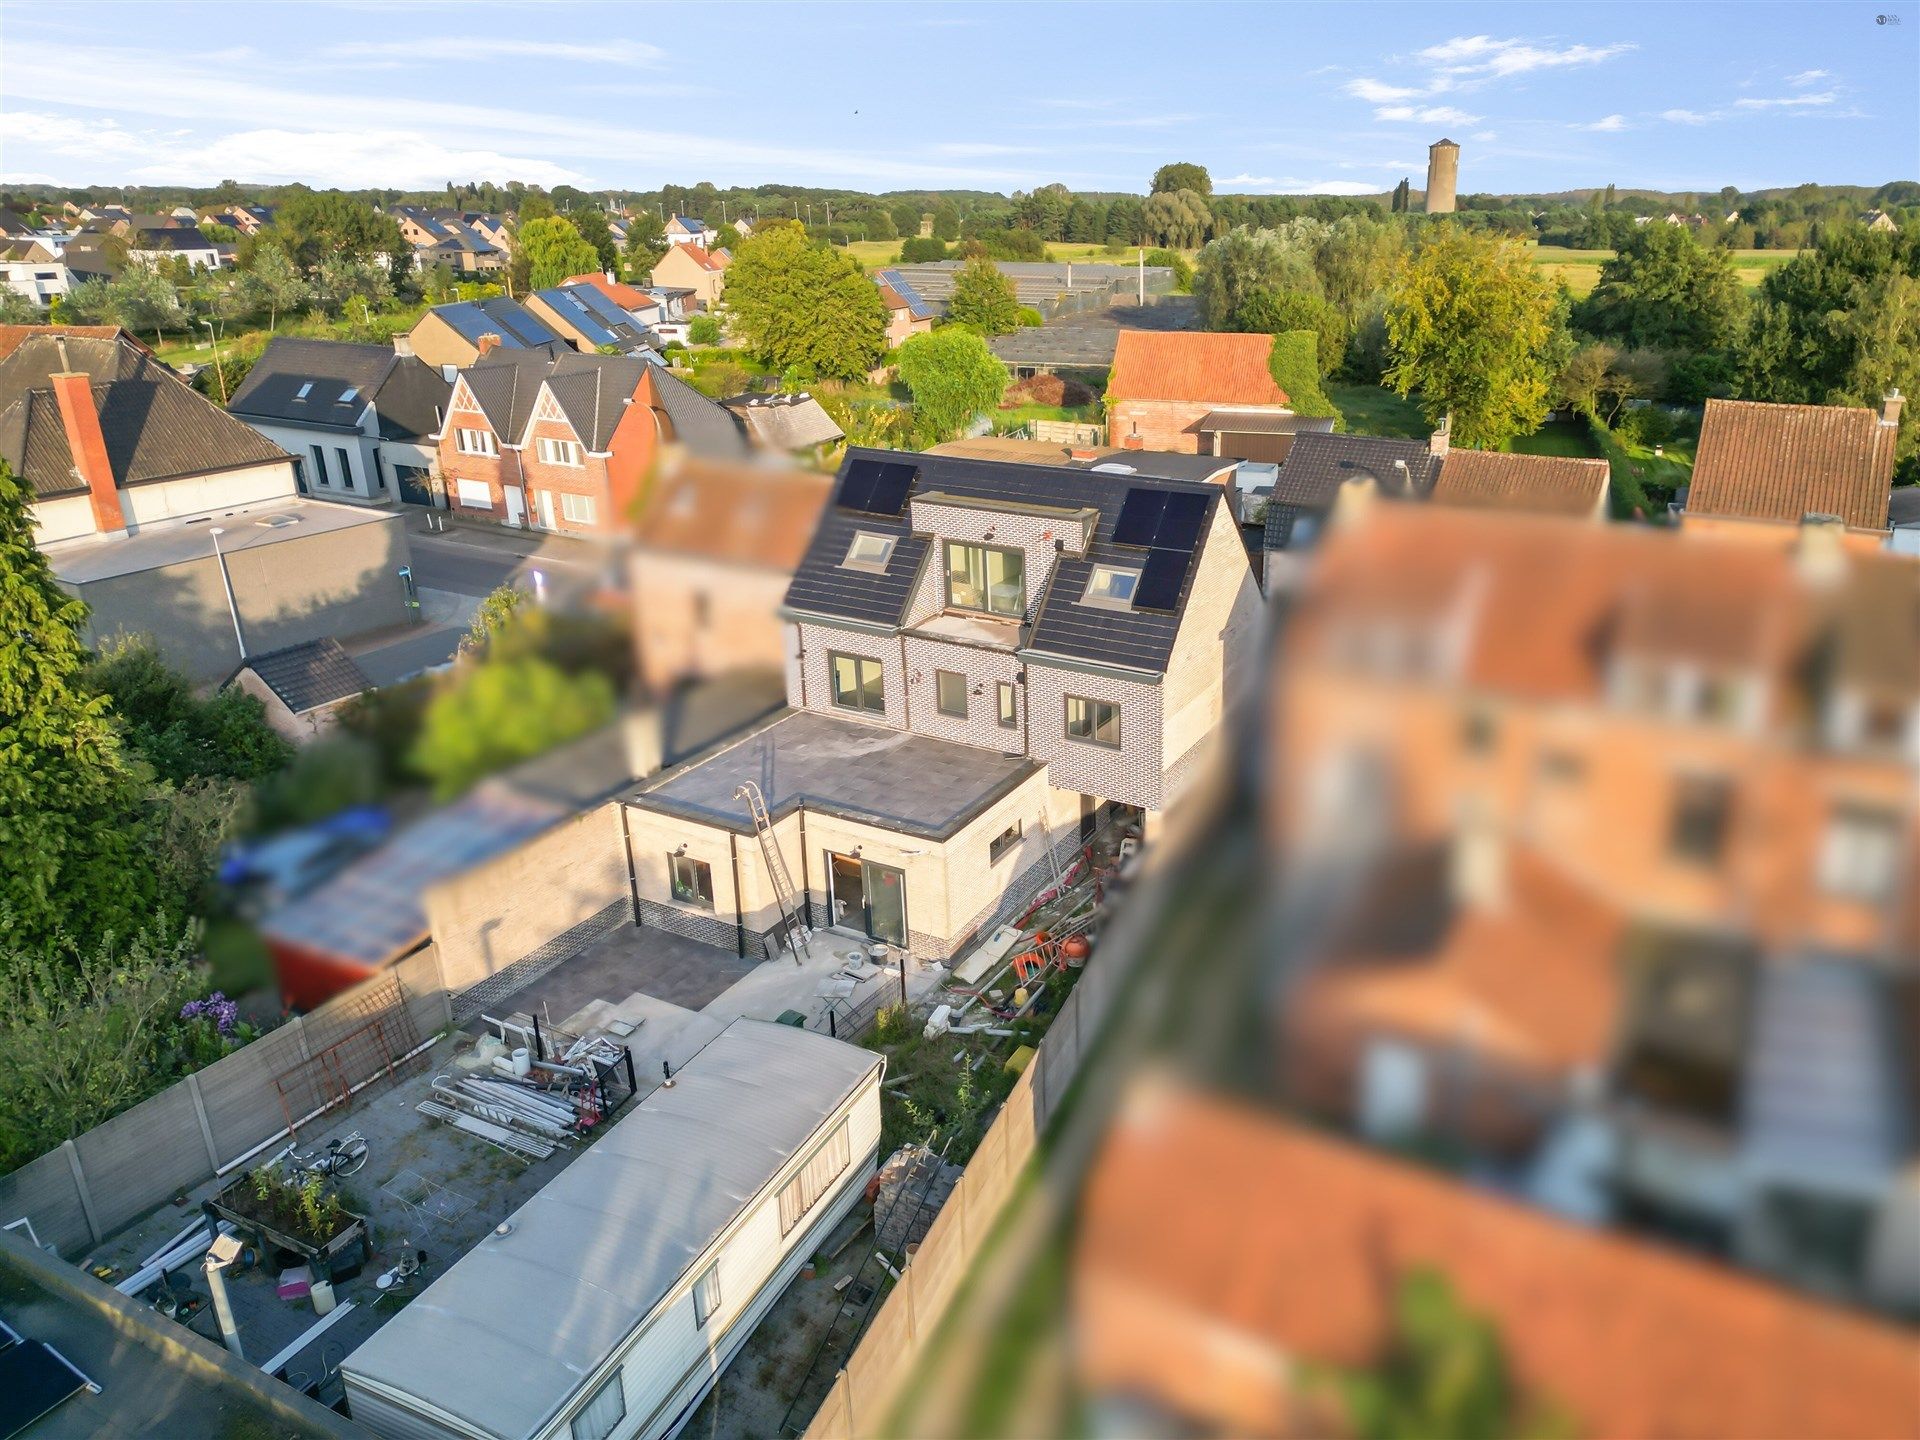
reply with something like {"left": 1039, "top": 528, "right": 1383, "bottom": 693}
{"left": 456, "top": 427, "right": 498, "bottom": 457}
{"left": 560, "top": 492, "right": 598, "bottom": 525}
{"left": 1081, "top": 564, "right": 1141, "bottom": 610}
{"left": 778, "top": 1119, "right": 851, "bottom": 1236}
{"left": 569, "top": 1371, "right": 626, "bottom": 1440}
{"left": 842, "top": 531, "right": 897, "bottom": 574}
{"left": 693, "top": 1262, "right": 722, "bottom": 1328}
{"left": 538, "top": 436, "right": 584, "bottom": 467}
{"left": 455, "top": 477, "right": 493, "bottom": 510}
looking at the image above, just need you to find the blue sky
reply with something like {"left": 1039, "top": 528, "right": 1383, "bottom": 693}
{"left": 2, "top": 2, "right": 1913, "bottom": 196}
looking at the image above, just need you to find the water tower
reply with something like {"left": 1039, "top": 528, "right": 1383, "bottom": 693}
{"left": 1425, "top": 138, "right": 1460, "bottom": 214}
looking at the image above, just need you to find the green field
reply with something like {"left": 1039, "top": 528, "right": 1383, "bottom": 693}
{"left": 1325, "top": 381, "right": 1427, "bottom": 439}
{"left": 1530, "top": 245, "right": 1791, "bottom": 297}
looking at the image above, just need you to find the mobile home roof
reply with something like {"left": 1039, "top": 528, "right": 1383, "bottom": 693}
{"left": 340, "top": 1020, "right": 882, "bottom": 1439}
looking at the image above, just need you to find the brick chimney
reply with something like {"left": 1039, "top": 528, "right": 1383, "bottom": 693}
{"left": 476, "top": 333, "right": 502, "bottom": 357}
{"left": 50, "top": 370, "right": 124, "bottom": 535}
{"left": 1428, "top": 413, "right": 1452, "bottom": 458}
{"left": 1120, "top": 433, "right": 1144, "bottom": 451}
{"left": 391, "top": 333, "right": 415, "bottom": 358}
{"left": 1882, "top": 389, "right": 1904, "bottom": 430}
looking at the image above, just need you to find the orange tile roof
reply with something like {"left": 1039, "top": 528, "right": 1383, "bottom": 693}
{"left": 1077, "top": 1079, "right": 1920, "bottom": 1440}
{"left": 1309, "top": 846, "right": 1627, "bottom": 1072}
{"left": 633, "top": 459, "right": 830, "bottom": 571}
{"left": 1106, "top": 331, "right": 1290, "bottom": 407}
{"left": 1430, "top": 448, "right": 1609, "bottom": 517}
{"left": 1688, "top": 398, "right": 1897, "bottom": 531}
{"left": 0, "top": 323, "right": 139, "bottom": 360}
{"left": 561, "top": 273, "right": 654, "bottom": 310}
{"left": 676, "top": 243, "right": 729, "bottom": 274}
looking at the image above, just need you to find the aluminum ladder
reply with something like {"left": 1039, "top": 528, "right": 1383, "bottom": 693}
{"left": 735, "top": 782, "right": 812, "bottom": 960}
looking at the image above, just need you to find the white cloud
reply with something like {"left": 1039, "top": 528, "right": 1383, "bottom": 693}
{"left": 0, "top": 109, "right": 588, "bottom": 189}
{"left": 934, "top": 142, "right": 1040, "bottom": 157}
{"left": 1471, "top": 130, "right": 1498, "bottom": 142}
{"left": 1577, "top": 114, "right": 1629, "bottom": 132}
{"left": 1345, "top": 78, "right": 1422, "bottom": 103}
{"left": 1415, "top": 35, "right": 1635, "bottom": 80}
{"left": 1221, "top": 173, "right": 1276, "bottom": 187}
{"left": 322, "top": 37, "right": 667, "bottom": 67}
{"left": 1734, "top": 91, "right": 1838, "bottom": 108}
{"left": 1662, "top": 108, "right": 1715, "bottom": 124}
{"left": 1787, "top": 68, "right": 1831, "bottom": 86}
{"left": 1375, "top": 104, "right": 1481, "bottom": 125}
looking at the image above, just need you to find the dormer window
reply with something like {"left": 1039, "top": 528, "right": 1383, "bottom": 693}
{"left": 944, "top": 540, "right": 1024, "bottom": 619}
{"left": 1082, "top": 565, "right": 1140, "bottom": 610}
{"left": 456, "top": 428, "right": 498, "bottom": 456}
{"left": 842, "top": 532, "right": 896, "bottom": 574}
{"left": 536, "top": 437, "right": 583, "bottom": 467}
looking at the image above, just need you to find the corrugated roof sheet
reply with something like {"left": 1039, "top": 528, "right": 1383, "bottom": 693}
{"left": 1687, "top": 398, "right": 1897, "bottom": 531}
{"left": 341, "top": 1021, "right": 881, "bottom": 1440}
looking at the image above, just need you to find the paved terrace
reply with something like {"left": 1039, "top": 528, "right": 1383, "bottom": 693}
{"left": 632, "top": 709, "right": 1039, "bottom": 840}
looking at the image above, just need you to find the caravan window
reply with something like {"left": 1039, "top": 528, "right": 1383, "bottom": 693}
{"left": 693, "top": 1262, "right": 722, "bottom": 1328}
{"left": 778, "top": 1120, "right": 851, "bottom": 1236}
{"left": 569, "top": 1371, "right": 625, "bottom": 1440}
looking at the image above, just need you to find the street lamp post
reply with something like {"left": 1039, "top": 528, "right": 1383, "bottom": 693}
{"left": 201, "top": 318, "right": 227, "bottom": 404}
{"left": 207, "top": 527, "right": 246, "bottom": 659}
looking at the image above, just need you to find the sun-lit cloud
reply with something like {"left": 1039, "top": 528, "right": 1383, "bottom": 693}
{"left": 1577, "top": 114, "right": 1629, "bottom": 132}
{"left": 1414, "top": 35, "right": 1636, "bottom": 80}
{"left": 1345, "top": 78, "right": 1422, "bottom": 103}
{"left": 1375, "top": 105, "right": 1482, "bottom": 126}
{"left": 1662, "top": 108, "right": 1715, "bottom": 124}
{"left": 1786, "top": 68, "right": 1831, "bottom": 86}
{"left": 1733, "top": 91, "right": 1838, "bottom": 108}
{"left": 322, "top": 37, "right": 668, "bottom": 67}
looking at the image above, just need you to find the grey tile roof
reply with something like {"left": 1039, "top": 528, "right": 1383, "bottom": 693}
{"left": 1261, "top": 432, "right": 1441, "bottom": 551}
{"left": 460, "top": 350, "right": 556, "bottom": 440}
{"left": 231, "top": 637, "right": 369, "bottom": 714}
{"left": 648, "top": 364, "right": 747, "bottom": 459}
{"left": 228, "top": 338, "right": 394, "bottom": 429}
{"left": 785, "top": 447, "right": 1232, "bottom": 675}
{"left": 0, "top": 333, "right": 289, "bottom": 500}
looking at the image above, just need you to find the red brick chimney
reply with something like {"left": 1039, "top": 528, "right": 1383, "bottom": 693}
{"left": 476, "top": 333, "right": 502, "bottom": 357}
{"left": 50, "top": 370, "right": 124, "bottom": 534}
{"left": 1121, "top": 433, "right": 1145, "bottom": 451}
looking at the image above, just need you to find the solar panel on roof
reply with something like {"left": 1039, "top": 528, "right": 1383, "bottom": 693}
{"left": 1154, "top": 490, "right": 1210, "bottom": 551}
{"left": 1134, "top": 548, "right": 1190, "bottom": 612}
{"left": 837, "top": 458, "right": 917, "bottom": 516}
{"left": 1112, "top": 488, "right": 1168, "bottom": 547}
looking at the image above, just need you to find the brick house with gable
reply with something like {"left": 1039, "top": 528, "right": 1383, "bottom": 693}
{"left": 1105, "top": 331, "right": 1295, "bottom": 457}
{"left": 649, "top": 242, "right": 730, "bottom": 311}
{"left": 436, "top": 350, "right": 745, "bottom": 534}
{"left": 619, "top": 447, "right": 1262, "bottom": 963}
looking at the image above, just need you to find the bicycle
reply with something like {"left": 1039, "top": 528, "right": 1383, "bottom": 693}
{"left": 284, "top": 1132, "right": 369, "bottom": 1180}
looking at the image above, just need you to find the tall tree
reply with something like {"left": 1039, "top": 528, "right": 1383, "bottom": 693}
{"left": 1576, "top": 224, "right": 1746, "bottom": 352}
{"left": 896, "top": 328, "right": 1008, "bottom": 441}
{"left": 1151, "top": 162, "right": 1213, "bottom": 196}
{"left": 723, "top": 225, "right": 889, "bottom": 380}
{"left": 930, "top": 201, "right": 961, "bottom": 242}
{"left": 239, "top": 243, "right": 309, "bottom": 330}
{"left": 265, "top": 192, "right": 404, "bottom": 271}
{"left": 1193, "top": 227, "right": 1322, "bottom": 331}
{"left": 518, "top": 216, "right": 600, "bottom": 290}
{"left": 946, "top": 256, "right": 1021, "bottom": 335}
{"left": 0, "top": 463, "right": 163, "bottom": 954}
{"left": 570, "top": 208, "right": 619, "bottom": 274}
{"left": 1384, "top": 228, "right": 1560, "bottom": 448}
{"left": 890, "top": 201, "right": 925, "bottom": 239}
{"left": 621, "top": 211, "right": 667, "bottom": 281}
{"left": 1143, "top": 190, "right": 1212, "bottom": 248}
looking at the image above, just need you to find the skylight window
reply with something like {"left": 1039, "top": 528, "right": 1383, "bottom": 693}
{"left": 338, "top": 386, "right": 359, "bottom": 403}
{"left": 1082, "top": 565, "right": 1141, "bottom": 610}
{"left": 842, "top": 532, "right": 897, "bottom": 574}
{"left": 293, "top": 382, "right": 313, "bottom": 400}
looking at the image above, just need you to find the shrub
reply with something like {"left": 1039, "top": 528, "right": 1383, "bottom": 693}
{"left": 899, "top": 237, "right": 948, "bottom": 263}
{"left": 1001, "top": 374, "right": 1097, "bottom": 409}
{"left": 412, "top": 656, "right": 615, "bottom": 801}
{"left": 1145, "top": 248, "right": 1194, "bottom": 291}
{"left": 688, "top": 314, "right": 721, "bottom": 345}
{"left": 1268, "top": 331, "right": 1342, "bottom": 423}
{"left": 1015, "top": 306, "right": 1045, "bottom": 328}
{"left": 1615, "top": 405, "right": 1677, "bottom": 449}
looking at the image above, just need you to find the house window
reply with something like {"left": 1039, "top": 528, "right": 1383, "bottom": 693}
{"left": 944, "top": 540, "right": 1025, "bottom": 618}
{"left": 997, "top": 682, "right": 1018, "bottom": 729}
{"left": 560, "top": 492, "right": 598, "bottom": 525}
{"left": 338, "top": 386, "right": 359, "bottom": 404}
{"left": 989, "top": 822, "right": 1022, "bottom": 864}
{"left": 670, "top": 854, "right": 714, "bottom": 909}
{"left": 1819, "top": 804, "right": 1902, "bottom": 902}
{"left": 829, "top": 652, "right": 886, "bottom": 714}
{"left": 455, "top": 478, "right": 493, "bottom": 509}
{"left": 309, "top": 445, "right": 330, "bottom": 487}
{"left": 842, "top": 531, "right": 897, "bottom": 573}
{"left": 693, "top": 1262, "right": 722, "bottom": 1328}
{"left": 935, "top": 669, "right": 968, "bottom": 718}
{"left": 1082, "top": 565, "right": 1140, "bottom": 609}
{"left": 569, "top": 1372, "right": 626, "bottom": 1440}
{"left": 538, "top": 437, "right": 584, "bottom": 467}
{"left": 294, "top": 382, "right": 313, "bottom": 400}
{"left": 778, "top": 1120, "right": 851, "bottom": 1236}
{"left": 335, "top": 447, "right": 353, "bottom": 492}
{"left": 1065, "top": 695, "right": 1121, "bottom": 748}
{"left": 456, "top": 427, "right": 498, "bottom": 456}
{"left": 1667, "top": 775, "right": 1732, "bottom": 865}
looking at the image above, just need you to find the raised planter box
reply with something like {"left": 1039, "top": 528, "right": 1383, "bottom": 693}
{"left": 204, "top": 1177, "right": 369, "bottom": 1281}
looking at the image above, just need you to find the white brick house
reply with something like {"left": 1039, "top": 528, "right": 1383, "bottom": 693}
{"left": 623, "top": 448, "right": 1261, "bottom": 963}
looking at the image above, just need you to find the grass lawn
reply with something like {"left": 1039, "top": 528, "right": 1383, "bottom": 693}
{"left": 1529, "top": 245, "right": 1791, "bottom": 297}
{"left": 1325, "top": 381, "right": 1427, "bottom": 439}
{"left": 1505, "top": 423, "right": 1606, "bottom": 459}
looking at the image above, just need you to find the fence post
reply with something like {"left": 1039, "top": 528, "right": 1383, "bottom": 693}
{"left": 431, "top": 948, "right": 455, "bottom": 1032}
{"left": 61, "top": 1141, "right": 101, "bottom": 1246}
{"left": 185, "top": 1071, "right": 221, "bottom": 1173}
{"left": 292, "top": 1013, "right": 311, "bottom": 1061}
